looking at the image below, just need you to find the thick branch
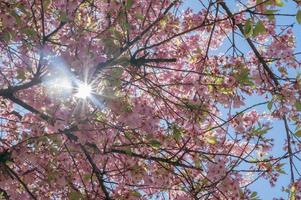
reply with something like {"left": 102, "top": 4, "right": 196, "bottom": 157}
{"left": 4, "top": 164, "right": 37, "bottom": 200}
{"left": 93, "top": 1, "right": 177, "bottom": 75}
{"left": 7, "top": 95, "right": 52, "bottom": 122}
{"left": 80, "top": 144, "right": 111, "bottom": 200}
{"left": 0, "top": 77, "right": 42, "bottom": 97}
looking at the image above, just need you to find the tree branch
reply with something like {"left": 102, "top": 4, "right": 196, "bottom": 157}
{"left": 80, "top": 144, "right": 111, "bottom": 200}
{"left": 4, "top": 164, "right": 37, "bottom": 200}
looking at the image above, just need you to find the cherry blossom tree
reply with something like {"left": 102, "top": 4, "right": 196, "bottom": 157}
{"left": 0, "top": 0, "right": 301, "bottom": 199}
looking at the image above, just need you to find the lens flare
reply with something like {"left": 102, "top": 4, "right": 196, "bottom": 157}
{"left": 76, "top": 83, "right": 92, "bottom": 99}
{"left": 43, "top": 75, "right": 73, "bottom": 98}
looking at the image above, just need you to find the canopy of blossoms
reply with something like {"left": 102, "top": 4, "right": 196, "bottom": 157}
{"left": 0, "top": 0, "right": 301, "bottom": 199}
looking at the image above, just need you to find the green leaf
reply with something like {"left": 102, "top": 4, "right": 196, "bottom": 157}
{"left": 83, "top": 174, "right": 91, "bottom": 181}
{"left": 264, "top": 10, "right": 278, "bottom": 21}
{"left": 109, "top": 27, "right": 123, "bottom": 40}
{"left": 10, "top": 10, "right": 21, "bottom": 25}
{"left": 131, "top": 190, "right": 141, "bottom": 197}
{"left": 235, "top": 68, "right": 254, "bottom": 86}
{"left": 2, "top": 32, "right": 12, "bottom": 42}
{"left": 253, "top": 21, "right": 266, "bottom": 37}
{"left": 275, "top": 0, "right": 284, "bottom": 7}
{"left": 125, "top": 0, "right": 133, "bottom": 9}
{"left": 290, "top": 184, "right": 296, "bottom": 200}
{"left": 172, "top": 125, "right": 182, "bottom": 140}
{"left": 159, "top": 17, "right": 168, "bottom": 28}
{"left": 124, "top": 147, "right": 133, "bottom": 155}
{"left": 69, "top": 190, "right": 83, "bottom": 200}
{"left": 149, "top": 139, "right": 161, "bottom": 148}
{"left": 206, "top": 135, "right": 217, "bottom": 145}
{"left": 22, "top": 28, "right": 37, "bottom": 38}
{"left": 115, "top": 57, "right": 129, "bottom": 67}
{"left": 135, "top": 13, "right": 144, "bottom": 20}
{"left": 103, "top": 38, "right": 120, "bottom": 56}
{"left": 16, "top": 69, "right": 26, "bottom": 81}
{"left": 194, "top": 156, "right": 201, "bottom": 168}
{"left": 251, "top": 192, "right": 258, "bottom": 198}
{"left": 43, "top": 0, "right": 51, "bottom": 9}
{"left": 16, "top": 3, "right": 30, "bottom": 16}
{"left": 295, "top": 130, "right": 301, "bottom": 137}
{"left": 107, "top": 67, "right": 124, "bottom": 88}
{"left": 111, "top": 67, "right": 124, "bottom": 79}
{"left": 267, "top": 101, "right": 273, "bottom": 110}
{"left": 186, "top": 102, "right": 200, "bottom": 110}
{"left": 95, "top": 111, "right": 105, "bottom": 121}
{"left": 296, "top": 10, "right": 301, "bottom": 24}
{"left": 253, "top": 126, "right": 272, "bottom": 136}
{"left": 278, "top": 66, "right": 288, "bottom": 75}
{"left": 275, "top": 163, "right": 286, "bottom": 174}
{"left": 244, "top": 19, "right": 253, "bottom": 37}
{"left": 46, "top": 170, "right": 56, "bottom": 183}
{"left": 295, "top": 101, "right": 301, "bottom": 111}
{"left": 59, "top": 11, "right": 68, "bottom": 22}
{"left": 278, "top": 168, "right": 287, "bottom": 174}
{"left": 121, "top": 21, "right": 130, "bottom": 31}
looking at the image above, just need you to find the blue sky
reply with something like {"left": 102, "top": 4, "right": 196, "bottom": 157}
{"left": 181, "top": 0, "right": 301, "bottom": 199}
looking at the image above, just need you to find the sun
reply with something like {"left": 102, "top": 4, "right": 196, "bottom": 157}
{"left": 75, "top": 83, "right": 92, "bottom": 99}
